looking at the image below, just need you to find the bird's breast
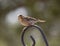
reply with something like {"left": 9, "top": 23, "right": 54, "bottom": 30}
{"left": 19, "top": 19, "right": 31, "bottom": 26}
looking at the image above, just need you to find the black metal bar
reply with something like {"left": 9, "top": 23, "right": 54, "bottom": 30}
{"left": 31, "top": 25, "right": 49, "bottom": 46}
{"left": 21, "top": 25, "right": 49, "bottom": 46}
{"left": 21, "top": 27, "right": 29, "bottom": 46}
{"left": 30, "top": 36, "right": 35, "bottom": 46}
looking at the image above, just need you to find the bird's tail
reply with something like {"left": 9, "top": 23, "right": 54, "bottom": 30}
{"left": 37, "top": 19, "right": 46, "bottom": 22}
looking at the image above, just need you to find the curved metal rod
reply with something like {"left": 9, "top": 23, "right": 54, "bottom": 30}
{"left": 21, "top": 25, "right": 49, "bottom": 46}
{"left": 30, "top": 35, "right": 35, "bottom": 46}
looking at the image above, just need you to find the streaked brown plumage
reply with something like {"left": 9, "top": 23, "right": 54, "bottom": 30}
{"left": 18, "top": 15, "right": 46, "bottom": 26}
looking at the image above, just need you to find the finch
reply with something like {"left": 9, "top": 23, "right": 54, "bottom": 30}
{"left": 18, "top": 15, "right": 46, "bottom": 26}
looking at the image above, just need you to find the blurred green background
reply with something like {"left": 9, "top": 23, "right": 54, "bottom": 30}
{"left": 0, "top": 0, "right": 60, "bottom": 46}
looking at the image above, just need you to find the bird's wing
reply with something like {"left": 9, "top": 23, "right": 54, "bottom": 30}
{"left": 24, "top": 16, "right": 37, "bottom": 21}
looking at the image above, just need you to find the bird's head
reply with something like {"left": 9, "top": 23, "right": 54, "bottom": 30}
{"left": 18, "top": 15, "right": 23, "bottom": 20}
{"left": 18, "top": 15, "right": 23, "bottom": 17}
{"left": 18, "top": 15, "right": 23, "bottom": 18}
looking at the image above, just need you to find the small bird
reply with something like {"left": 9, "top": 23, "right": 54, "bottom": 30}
{"left": 18, "top": 15, "right": 46, "bottom": 26}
